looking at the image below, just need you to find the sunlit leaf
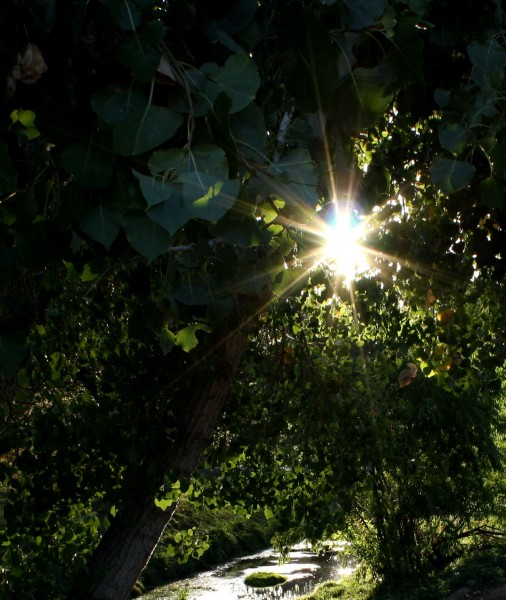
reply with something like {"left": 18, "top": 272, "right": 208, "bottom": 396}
{"left": 179, "top": 173, "right": 240, "bottom": 222}
{"left": 159, "top": 328, "right": 176, "bottom": 354}
{"left": 272, "top": 268, "right": 309, "bottom": 297}
{"left": 176, "top": 324, "right": 211, "bottom": 353}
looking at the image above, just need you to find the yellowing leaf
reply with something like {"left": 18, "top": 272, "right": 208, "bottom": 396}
{"left": 398, "top": 362, "right": 418, "bottom": 388}
{"left": 425, "top": 288, "right": 437, "bottom": 307}
{"left": 436, "top": 309, "right": 454, "bottom": 324}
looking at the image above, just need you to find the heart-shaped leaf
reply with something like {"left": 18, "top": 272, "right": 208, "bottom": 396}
{"left": 113, "top": 105, "right": 182, "bottom": 156}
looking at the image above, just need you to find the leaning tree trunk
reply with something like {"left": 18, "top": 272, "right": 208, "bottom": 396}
{"left": 68, "top": 327, "right": 249, "bottom": 600}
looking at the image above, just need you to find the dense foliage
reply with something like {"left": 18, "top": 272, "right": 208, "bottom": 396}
{"left": 1, "top": 0, "right": 506, "bottom": 598}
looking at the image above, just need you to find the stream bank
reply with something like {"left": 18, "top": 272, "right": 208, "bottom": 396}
{"left": 138, "top": 543, "right": 355, "bottom": 600}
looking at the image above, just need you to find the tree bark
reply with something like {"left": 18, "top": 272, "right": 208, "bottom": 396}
{"left": 68, "top": 327, "right": 249, "bottom": 600}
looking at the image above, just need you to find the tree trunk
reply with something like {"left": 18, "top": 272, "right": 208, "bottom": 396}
{"left": 68, "top": 328, "right": 249, "bottom": 600}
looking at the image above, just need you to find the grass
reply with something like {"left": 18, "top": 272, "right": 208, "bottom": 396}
{"left": 302, "top": 542, "right": 506, "bottom": 600}
{"left": 244, "top": 571, "right": 288, "bottom": 587}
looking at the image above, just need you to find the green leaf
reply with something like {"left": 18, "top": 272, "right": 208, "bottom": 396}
{"left": 230, "top": 103, "right": 267, "bottom": 160}
{"left": 434, "top": 88, "right": 450, "bottom": 109}
{"left": 104, "top": 0, "right": 151, "bottom": 30}
{"left": 79, "top": 206, "right": 121, "bottom": 249}
{"left": 272, "top": 267, "right": 309, "bottom": 297}
{"left": 480, "top": 176, "right": 503, "bottom": 209}
{"left": 147, "top": 189, "right": 191, "bottom": 235}
{"left": 133, "top": 170, "right": 172, "bottom": 207}
{"left": 404, "top": 0, "right": 429, "bottom": 16}
{"left": 213, "top": 216, "right": 266, "bottom": 247}
{"left": 282, "top": 17, "right": 339, "bottom": 113}
{"left": 206, "top": 54, "right": 260, "bottom": 114}
{"left": 267, "top": 149, "right": 319, "bottom": 208}
{"left": 491, "top": 139, "right": 506, "bottom": 179}
{"left": 61, "top": 144, "right": 115, "bottom": 189}
{"left": 468, "top": 39, "right": 506, "bottom": 75}
{"left": 264, "top": 507, "right": 275, "bottom": 521}
{"left": 174, "top": 285, "right": 212, "bottom": 305}
{"left": 332, "top": 64, "right": 395, "bottom": 129}
{"left": 187, "top": 145, "right": 229, "bottom": 178}
{"left": 92, "top": 87, "right": 147, "bottom": 126}
{"left": 122, "top": 211, "right": 172, "bottom": 260}
{"left": 429, "top": 157, "right": 476, "bottom": 194}
{"left": 0, "top": 142, "right": 17, "bottom": 194}
{"left": 179, "top": 174, "right": 240, "bottom": 222}
{"left": 148, "top": 149, "right": 185, "bottom": 175}
{"left": 113, "top": 105, "right": 182, "bottom": 156}
{"left": 343, "top": 0, "right": 387, "bottom": 29}
{"left": 11, "top": 109, "right": 37, "bottom": 126}
{"left": 389, "top": 16, "right": 424, "bottom": 86}
{"left": 438, "top": 123, "right": 471, "bottom": 155}
{"left": 116, "top": 21, "right": 166, "bottom": 80}
{"left": 159, "top": 328, "right": 176, "bottom": 354}
{"left": 175, "top": 324, "right": 211, "bottom": 352}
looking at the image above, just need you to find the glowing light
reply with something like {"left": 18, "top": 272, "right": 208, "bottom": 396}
{"left": 320, "top": 202, "right": 369, "bottom": 284}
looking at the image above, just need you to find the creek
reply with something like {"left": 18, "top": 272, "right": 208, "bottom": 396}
{"left": 139, "top": 542, "right": 356, "bottom": 600}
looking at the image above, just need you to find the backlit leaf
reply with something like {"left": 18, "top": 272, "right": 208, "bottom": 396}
{"left": 179, "top": 173, "right": 239, "bottom": 222}
{"left": 176, "top": 324, "right": 211, "bottom": 352}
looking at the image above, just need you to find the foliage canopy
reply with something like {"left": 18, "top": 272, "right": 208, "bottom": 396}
{"left": 1, "top": 0, "right": 506, "bottom": 598}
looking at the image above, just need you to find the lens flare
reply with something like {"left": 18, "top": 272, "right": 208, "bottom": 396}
{"left": 320, "top": 202, "right": 369, "bottom": 284}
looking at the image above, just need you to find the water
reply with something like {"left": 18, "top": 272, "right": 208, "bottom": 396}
{"left": 140, "top": 543, "right": 356, "bottom": 600}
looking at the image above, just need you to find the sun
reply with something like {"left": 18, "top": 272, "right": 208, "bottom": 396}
{"left": 320, "top": 202, "right": 369, "bottom": 283}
